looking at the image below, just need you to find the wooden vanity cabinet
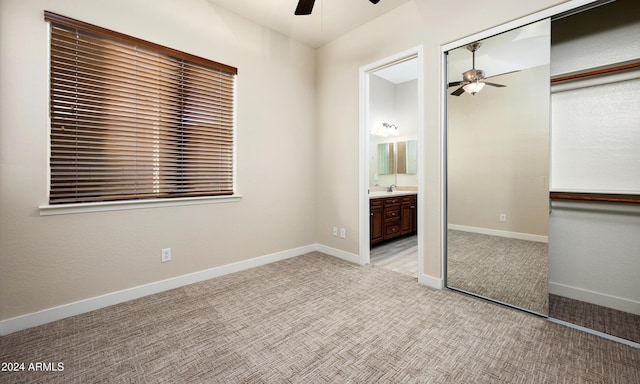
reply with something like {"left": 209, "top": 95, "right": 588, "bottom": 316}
{"left": 370, "top": 194, "right": 417, "bottom": 245}
{"left": 370, "top": 198, "right": 384, "bottom": 244}
{"left": 383, "top": 197, "right": 401, "bottom": 239}
{"left": 400, "top": 195, "right": 417, "bottom": 235}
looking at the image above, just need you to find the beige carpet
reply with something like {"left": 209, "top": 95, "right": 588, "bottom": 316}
{"left": 447, "top": 230, "right": 549, "bottom": 316}
{"left": 550, "top": 294, "right": 640, "bottom": 344}
{"left": 1, "top": 252, "right": 638, "bottom": 383}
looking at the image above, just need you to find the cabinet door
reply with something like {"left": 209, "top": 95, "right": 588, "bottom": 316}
{"left": 370, "top": 209, "right": 384, "bottom": 244}
{"left": 412, "top": 198, "right": 417, "bottom": 233}
{"left": 370, "top": 201, "right": 384, "bottom": 244}
{"left": 400, "top": 203, "right": 414, "bottom": 235}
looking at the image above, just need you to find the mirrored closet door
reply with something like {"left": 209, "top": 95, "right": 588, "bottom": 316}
{"left": 445, "top": 19, "right": 551, "bottom": 316}
{"left": 548, "top": 0, "right": 640, "bottom": 344}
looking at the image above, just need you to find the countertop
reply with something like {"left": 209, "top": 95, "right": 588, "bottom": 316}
{"left": 369, "top": 190, "right": 417, "bottom": 199}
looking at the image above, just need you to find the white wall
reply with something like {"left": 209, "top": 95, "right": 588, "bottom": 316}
{"left": 548, "top": 0, "right": 640, "bottom": 314}
{"left": 550, "top": 0, "right": 640, "bottom": 76}
{"left": 395, "top": 80, "right": 419, "bottom": 187}
{"left": 369, "top": 75, "right": 397, "bottom": 187}
{"left": 550, "top": 0, "right": 640, "bottom": 193}
{"left": 369, "top": 77, "right": 418, "bottom": 188}
{"left": 0, "top": 0, "right": 316, "bottom": 324}
{"left": 549, "top": 202, "right": 640, "bottom": 315}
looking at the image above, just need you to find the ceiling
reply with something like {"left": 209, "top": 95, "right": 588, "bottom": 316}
{"left": 207, "top": 0, "right": 411, "bottom": 48}
{"left": 372, "top": 58, "right": 418, "bottom": 84}
{"left": 205, "top": 1, "right": 549, "bottom": 83}
{"left": 447, "top": 20, "right": 551, "bottom": 84}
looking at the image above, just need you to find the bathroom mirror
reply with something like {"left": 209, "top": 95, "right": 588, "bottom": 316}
{"left": 372, "top": 140, "right": 417, "bottom": 186}
{"left": 445, "top": 19, "right": 551, "bottom": 316}
{"left": 377, "top": 142, "right": 395, "bottom": 175}
{"left": 397, "top": 140, "right": 417, "bottom": 175}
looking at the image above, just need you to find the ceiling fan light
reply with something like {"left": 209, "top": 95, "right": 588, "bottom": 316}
{"left": 463, "top": 82, "right": 485, "bottom": 95}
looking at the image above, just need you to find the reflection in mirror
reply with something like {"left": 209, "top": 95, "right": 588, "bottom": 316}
{"left": 377, "top": 143, "right": 395, "bottom": 175}
{"left": 397, "top": 140, "right": 417, "bottom": 175}
{"left": 396, "top": 141, "right": 406, "bottom": 174}
{"left": 371, "top": 140, "right": 418, "bottom": 187}
{"left": 446, "top": 19, "right": 551, "bottom": 316}
{"left": 369, "top": 67, "right": 418, "bottom": 189}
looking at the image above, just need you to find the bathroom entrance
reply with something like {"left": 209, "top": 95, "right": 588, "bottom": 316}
{"left": 359, "top": 47, "right": 424, "bottom": 280}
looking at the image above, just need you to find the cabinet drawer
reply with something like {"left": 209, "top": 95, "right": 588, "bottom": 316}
{"left": 384, "top": 208, "right": 400, "bottom": 220}
{"left": 401, "top": 195, "right": 416, "bottom": 204}
{"left": 384, "top": 197, "right": 401, "bottom": 206}
{"left": 370, "top": 199, "right": 384, "bottom": 209}
{"left": 384, "top": 223, "right": 400, "bottom": 237}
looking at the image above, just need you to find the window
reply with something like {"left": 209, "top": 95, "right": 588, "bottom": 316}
{"left": 45, "top": 11, "right": 237, "bottom": 205}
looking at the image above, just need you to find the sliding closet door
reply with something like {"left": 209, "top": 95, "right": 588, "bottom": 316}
{"left": 548, "top": 0, "right": 640, "bottom": 344}
{"left": 445, "top": 19, "right": 551, "bottom": 316}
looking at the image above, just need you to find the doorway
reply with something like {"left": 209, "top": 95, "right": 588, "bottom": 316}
{"left": 359, "top": 47, "right": 424, "bottom": 281}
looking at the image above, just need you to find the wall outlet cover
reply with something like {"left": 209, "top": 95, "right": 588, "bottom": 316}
{"left": 161, "top": 248, "right": 171, "bottom": 262}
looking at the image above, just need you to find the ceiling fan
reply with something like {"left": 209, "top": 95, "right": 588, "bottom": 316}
{"left": 448, "top": 42, "right": 507, "bottom": 96}
{"left": 295, "top": 0, "right": 380, "bottom": 16}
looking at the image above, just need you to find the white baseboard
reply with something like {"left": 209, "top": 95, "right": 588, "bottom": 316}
{"left": 448, "top": 224, "right": 548, "bottom": 243}
{"left": 314, "top": 244, "right": 362, "bottom": 265}
{"left": 419, "top": 273, "right": 444, "bottom": 290}
{"left": 549, "top": 282, "right": 640, "bottom": 315}
{"left": 0, "top": 244, "right": 317, "bottom": 336}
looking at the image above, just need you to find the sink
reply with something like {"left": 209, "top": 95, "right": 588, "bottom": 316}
{"left": 369, "top": 190, "right": 416, "bottom": 198}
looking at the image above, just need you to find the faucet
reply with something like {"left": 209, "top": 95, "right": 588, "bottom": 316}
{"left": 387, "top": 184, "right": 396, "bottom": 192}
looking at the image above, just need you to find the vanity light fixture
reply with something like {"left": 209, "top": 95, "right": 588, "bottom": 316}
{"left": 370, "top": 122, "right": 399, "bottom": 137}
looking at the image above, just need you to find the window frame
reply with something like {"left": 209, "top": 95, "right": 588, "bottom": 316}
{"left": 40, "top": 11, "right": 240, "bottom": 215}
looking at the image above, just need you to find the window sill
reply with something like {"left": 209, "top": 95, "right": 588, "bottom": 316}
{"left": 39, "top": 194, "right": 242, "bottom": 216}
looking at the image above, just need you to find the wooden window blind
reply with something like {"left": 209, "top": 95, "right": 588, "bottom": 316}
{"left": 45, "top": 11, "right": 237, "bottom": 204}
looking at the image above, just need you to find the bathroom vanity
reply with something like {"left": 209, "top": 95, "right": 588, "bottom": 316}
{"left": 369, "top": 192, "right": 417, "bottom": 245}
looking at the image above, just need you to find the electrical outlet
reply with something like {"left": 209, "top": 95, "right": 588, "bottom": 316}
{"left": 161, "top": 248, "right": 171, "bottom": 263}
{"left": 500, "top": 214, "right": 506, "bottom": 222}
{"left": 339, "top": 228, "right": 346, "bottom": 239}
{"left": 332, "top": 226, "right": 338, "bottom": 236}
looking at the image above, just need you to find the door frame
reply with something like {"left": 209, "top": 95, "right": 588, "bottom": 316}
{"left": 358, "top": 46, "right": 425, "bottom": 280}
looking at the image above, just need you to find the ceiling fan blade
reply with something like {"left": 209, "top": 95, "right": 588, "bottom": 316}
{"left": 483, "top": 82, "right": 506, "bottom": 88}
{"left": 451, "top": 86, "right": 466, "bottom": 96}
{"left": 485, "top": 70, "right": 520, "bottom": 79}
{"left": 295, "top": 0, "right": 315, "bottom": 15}
{"left": 448, "top": 81, "right": 464, "bottom": 87}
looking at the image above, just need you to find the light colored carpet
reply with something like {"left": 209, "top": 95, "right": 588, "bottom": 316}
{"left": 1, "top": 252, "right": 638, "bottom": 383}
{"left": 447, "top": 230, "right": 549, "bottom": 316}
{"left": 550, "top": 294, "right": 640, "bottom": 344}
